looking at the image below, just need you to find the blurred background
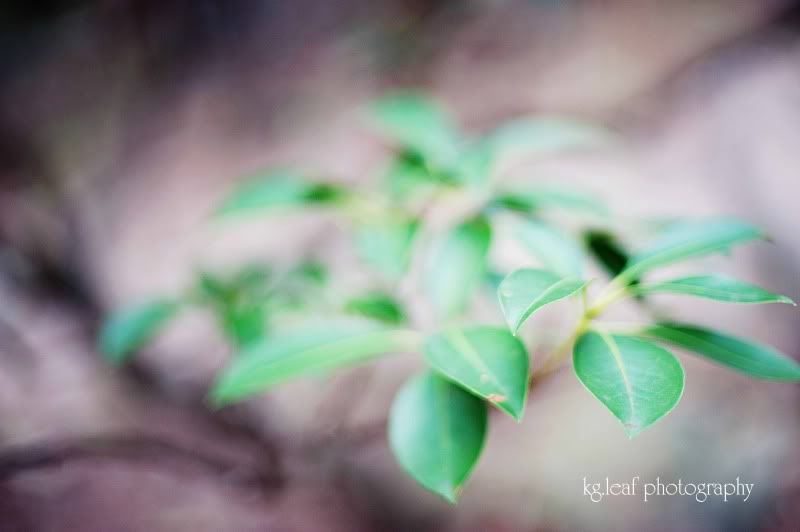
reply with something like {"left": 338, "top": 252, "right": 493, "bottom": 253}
{"left": 1, "top": 1, "right": 799, "bottom": 530}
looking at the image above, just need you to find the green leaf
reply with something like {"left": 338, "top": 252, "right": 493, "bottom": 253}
{"left": 388, "top": 371, "right": 487, "bottom": 503}
{"left": 211, "top": 323, "right": 419, "bottom": 404}
{"left": 635, "top": 275, "right": 795, "bottom": 305}
{"left": 344, "top": 293, "right": 407, "bottom": 324}
{"left": 218, "top": 305, "right": 266, "bottom": 347}
{"left": 641, "top": 323, "right": 800, "bottom": 381}
{"left": 217, "top": 171, "right": 344, "bottom": 216}
{"left": 369, "top": 93, "right": 460, "bottom": 169}
{"left": 372, "top": 96, "right": 488, "bottom": 188}
{"left": 99, "top": 300, "right": 179, "bottom": 364}
{"left": 498, "top": 269, "right": 588, "bottom": 333}
{"left": 515, "top": 220, "right": 584, "bottom": 278}
{"left": 424, "top": 327, "right": 529, "bottom": 420}
{"left": 427, "top": 217, "right": 491, "bottom": 319}
{"left": 493, "top": 187, "right": 607, "bottom": 217}
{"left": 583, "top": 230, "right": 642, "bottom": 296}
{"left": 584, "top": 230, "right": 630, "bottom": 278}
{"left": 355, "top": 219, "right": 419, "bottom": 278}
{"left": 488, "top": 117, "right": 615, "bottom": 160}
{"left": 620, "top": 218, "right": 766, "bottom": 281}
{"left": 573, "top": 331, "right": 684, "bottom": 438}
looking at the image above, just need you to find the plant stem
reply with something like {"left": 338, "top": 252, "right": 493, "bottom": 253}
{"left": 532, "top": 280, "right": 632, "bottom": 381}
{"left": 534, "top": 316, "right": 590, "bottom": 379}
{"left": 585, "top": 285, "right": 630, "bottom": 318}
{"left": 580, "top": 285, "right": 588, "bottom": 313}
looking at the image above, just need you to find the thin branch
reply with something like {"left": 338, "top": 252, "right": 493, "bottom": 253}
{"left": 0, "top": 434, "right": 284, "bottom": 494}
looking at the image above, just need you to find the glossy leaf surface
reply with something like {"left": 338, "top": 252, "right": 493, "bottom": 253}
{"left": 642, "top": 323, "right": 800, "bottom": 381}
{"left": 498, "top": 268, "right": 587, "bottom": 333}
{"left": 573, "top": 331, "right": 684, "bottom": 437}
{"left": 635, "top": 274, "right": 795, "bottom": 305}
{"left": 388, "top": 371, "right": 487, "bottom": 503}
{"left": 424, "top": 327, "right": 529, "bottom": 420}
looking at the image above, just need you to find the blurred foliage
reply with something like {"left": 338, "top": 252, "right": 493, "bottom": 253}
{"left": 100, "top": 92, "right": 799, "bottom": 503}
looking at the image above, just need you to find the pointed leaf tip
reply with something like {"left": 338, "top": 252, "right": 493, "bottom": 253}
{"left": 641, "top": 323, "right": 800, "bottom": 381}
{"left": 621, "top": 218, "right": 765, "bottom": 280}
{"left": 573, "top": 331, "right": 684, "bottom": 436}
{"left": 635, "top": 274, "right": 796, "bottom": 305}
{"left": 498, "top": 268, "right": 587, "bottom": 333}
{"left": 388, "top": 372, "right": 487, "bottom": 502}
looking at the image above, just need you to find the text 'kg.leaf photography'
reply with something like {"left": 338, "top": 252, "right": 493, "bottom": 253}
{"left": 583, "top": 476, "right": 754, "bottom": 503}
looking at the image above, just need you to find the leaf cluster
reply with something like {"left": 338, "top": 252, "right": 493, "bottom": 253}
{"left": 99, "top": 93, "right": 798, "bottom": 502}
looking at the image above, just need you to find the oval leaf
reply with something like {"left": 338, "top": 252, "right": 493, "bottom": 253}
{"left": 424, "top": 327, "right": 529, "bottom": 420}
{"left": 426, "top": 217, "right": 491, "bottom": 319}
{"left": 217, "top": 171, "right": 343, "bottom": 216}
{"left": 211, "top": 323, "right": 419, "bottom": 404}
{"left": 635, "top": 274, "right": 795, "bottom": 305}
{"left": 620, "top": 218, "right": 765, "bottom": 280}
{"left": 515, "top": 220, "right": 583, "bottom": 278}
{"left": 573, "top": 331, "right": 684, "bottom": 438}
{"left": 641, "top": 323, "right": 800, "bottom": 381}
{"left": 99, "top": 300, "right": 178, "bottom": 364}
{"left": 388, "top": 371, "right": 487, "bottom": 503}
{"left": 498, "top": 268, "right": 587, "bottom": 333}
